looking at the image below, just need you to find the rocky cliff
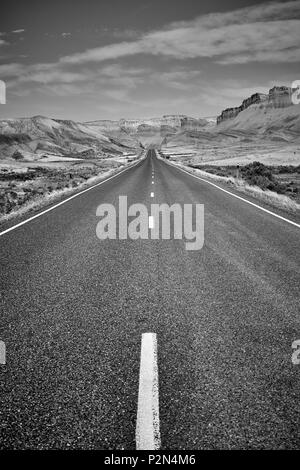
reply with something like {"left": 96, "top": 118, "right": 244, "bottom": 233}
{"left": 267, "top": 86, "right": 294, "bottom": 108}
{"left": 217, "top": 93, "right": 268, "bottom": 124}
{"left": 217, "top": 86, "right": 295, "bottom": 125}
{"left": 213, "top": 85, "right": 300, "bottom": 142}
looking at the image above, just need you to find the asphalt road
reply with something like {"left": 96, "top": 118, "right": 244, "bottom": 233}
{"left": 0, "top": 149, "right": 299, "bottom": 449}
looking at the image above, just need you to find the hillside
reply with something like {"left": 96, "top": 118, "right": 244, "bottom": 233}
{"left": 215, "top": 86, "right": 300, "bottom": 141}
{"left": 0, "top": 115, "right": 143, "bottom": 162}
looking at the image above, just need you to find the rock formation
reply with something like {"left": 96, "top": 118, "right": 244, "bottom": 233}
{"left": 217, "top": 86, "right": 295, "bottom": 125}
{"left": 217, "top": 93, "right": 268, "bottom": 124}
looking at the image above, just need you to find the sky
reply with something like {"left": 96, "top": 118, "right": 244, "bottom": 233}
{"left": 0, "top": 0, "right": 300, "bottom": 121}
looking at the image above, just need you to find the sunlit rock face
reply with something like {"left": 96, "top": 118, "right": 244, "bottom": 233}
{"left": 217, "top": 93, "right": 268, "bottom": 124}
{"left": 267, "top": 86, "right": 294, "bottom": 108}
{"left": 216, "top": 86, "right": 296, "bottom": 125}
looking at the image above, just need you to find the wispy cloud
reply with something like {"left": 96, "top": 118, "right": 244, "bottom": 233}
{"left": 148, "top": 69, "right": 202, "bottom": 90}
{"left": 4, "top": 60, "right": 148, "bottom": 105}
{"left": 61, "top": 41, "right": 142, "bottom": 64}
{"left": 0, "top": 63, "right": 24, "bottom": 76}
{"left": 11, "top": 29, "right": 25, "bottom": 34}
{"left": 58, "top": 1, "right": 300, "bottom": 65}
{"left": 0, "top": 32, "right": 9, "bottom": 47}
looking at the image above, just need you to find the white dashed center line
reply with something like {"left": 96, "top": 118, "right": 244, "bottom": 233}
{"left": 136, "top": 333, "right": 160, "bottom": 450}
{"left": 148, "top": 216, "right": 154, "bottom": 229}
{"left": 0, "top": 341, "right": 6, "bottom": 365}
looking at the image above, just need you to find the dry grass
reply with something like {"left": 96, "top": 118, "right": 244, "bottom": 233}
{"left": 234, "top": 180, "right": 299, "bottom": 212}
{"left": 0, "top": 160, "right": 141, "bottom": 226}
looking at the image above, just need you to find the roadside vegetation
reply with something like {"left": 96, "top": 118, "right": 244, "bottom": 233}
{"left": 0, "top": 158, "right": 136, "bottom": 224}
{"left": 189, "top": 162, "right": 300, "bottom": 202}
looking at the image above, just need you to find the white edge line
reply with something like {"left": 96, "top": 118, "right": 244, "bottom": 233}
{"left": 162, "top": 158, "right": 300, "bottom": 229}
{"left": 136, "top": 333, "right": 160, "bottom": 450}
{"left": 0, "top": 158, "right": 144, "bottom": 237}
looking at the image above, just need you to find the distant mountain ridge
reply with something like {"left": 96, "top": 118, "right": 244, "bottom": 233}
{"left": 1, "top": 85, "right": 299, "bottom": 163}
{"left": 85, "top": 115, "right": 213, "bottom": 146}
{"left": 85, "top": 115, "right": 212, "bottom": 132}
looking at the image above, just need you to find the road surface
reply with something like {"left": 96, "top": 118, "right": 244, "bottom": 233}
{"left": 0, "top": 149, "right": 299, "bottom": 449}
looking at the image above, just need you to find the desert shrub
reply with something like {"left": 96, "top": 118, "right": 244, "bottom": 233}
{"left": 242, "top": 162, "right": 272, "bottom": 185}
{"left": 9, "top": 191, "right": 18, "bottom": 199}
{"left": 12, "top": 150, "right": 24, "bottom": 160}
{"left": 277, "top": 165, "right": 299, "bottom": 174}
{"left": 241, "top": 161, "right": 287, "bottom": 194}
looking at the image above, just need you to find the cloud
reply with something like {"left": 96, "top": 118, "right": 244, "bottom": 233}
{"left": 0, "top": 63, "right": 23, "bottom": 76}
{"left": 0, "top": 37, "right": 8, "bottom": 47}
{"left": 57, "top": 1, "right": 300, "bottom": 65}
{"left": 4, "top": 60, "right": 149, "bottom": 104}
{"left": 61, "top": 41, "right": 142, "bottom": 64}
{"left": 11, "top": 29, "right": 25, "bottom": 34}
{"left": 148, "top": 69, "right": 202, "bottom": 90}
{"left": 22, "top": 70, "right": 87, "bottom": 84}
{"left": 217, "top": 48, "right": 300, "bottom": 65}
